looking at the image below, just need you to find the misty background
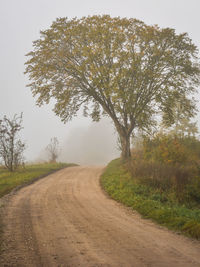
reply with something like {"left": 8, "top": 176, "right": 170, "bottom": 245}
{"left": 0, "top": 0, "right": 200, "bottom": 165}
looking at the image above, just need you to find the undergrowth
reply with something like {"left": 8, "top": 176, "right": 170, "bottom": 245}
{"left": 101, "top": 159, "right": 200, "bottom": 239}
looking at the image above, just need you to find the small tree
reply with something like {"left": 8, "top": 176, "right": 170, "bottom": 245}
{"left": 0, "top": 113, "right": 26, "bottom": 171}
{"left": 46, "top": 137, "right": 60, "bottom": 163}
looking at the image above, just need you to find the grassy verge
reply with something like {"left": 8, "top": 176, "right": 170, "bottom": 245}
{"left": 101, "top": 159, "right": 200, "bottom": 239}
{"left": 0, "top": 162, "right": 76, "bottom": 198}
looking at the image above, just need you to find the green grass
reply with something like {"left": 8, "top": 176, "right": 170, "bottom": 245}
{"left": 101, "top": 159, "right": 200, "bottom": 239}
{"left": 0, "top": 162, "right": 76, "bottom": 198}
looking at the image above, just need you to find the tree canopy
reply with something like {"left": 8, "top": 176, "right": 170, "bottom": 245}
{"left": 25, "top": 15, "right": 200, "bottom": 159}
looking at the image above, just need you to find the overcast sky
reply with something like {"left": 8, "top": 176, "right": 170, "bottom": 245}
{"left": 0, "top": 0, "right": 200, "bottom": 164}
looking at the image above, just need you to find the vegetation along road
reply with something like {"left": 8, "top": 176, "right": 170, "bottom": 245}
{"left": 1, "top": 166, "right": 200, "bottom": 266}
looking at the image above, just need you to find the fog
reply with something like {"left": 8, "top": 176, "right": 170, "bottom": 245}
{"left": 0, "top": 0, "right": 200, "bottom": 165}
{"left": 36, "top": 118, "right": 119, "bottom": 165}
{"left": 59, "top": 119, "right": 119, "bottom": 165}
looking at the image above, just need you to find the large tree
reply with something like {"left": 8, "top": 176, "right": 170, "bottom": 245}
{"left": 25, "top": 15, "right": 200, "bottom": 160}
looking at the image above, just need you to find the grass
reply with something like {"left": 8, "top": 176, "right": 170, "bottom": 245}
{"left": 0, "top": 162, "right": 76, "bottom": 198}
{"left": 101, "top": 159, "right": 200, "bottom": 240}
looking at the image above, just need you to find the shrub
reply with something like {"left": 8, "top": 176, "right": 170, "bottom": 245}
{"left": 143, "top": 134, "right": 189, "bottom": 165}
{"left": 129, "top": 134, "right": 200, "bottom": 206}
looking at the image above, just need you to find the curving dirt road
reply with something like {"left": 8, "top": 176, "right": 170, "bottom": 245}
{"left": 1, "top": 166, "right": 200, "bottom": 266}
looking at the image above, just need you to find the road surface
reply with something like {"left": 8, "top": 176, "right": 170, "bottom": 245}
{"left": 1, "top": 166, "right": 200, "bottom": 266}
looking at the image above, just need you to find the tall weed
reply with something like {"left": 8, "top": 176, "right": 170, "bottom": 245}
{"left": 129, "top": 135, "right": 200, "bottom": 206}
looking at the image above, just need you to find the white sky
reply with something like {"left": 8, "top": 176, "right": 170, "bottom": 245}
{"left": 0, "top": 0, "right": 200, "bottom": 164}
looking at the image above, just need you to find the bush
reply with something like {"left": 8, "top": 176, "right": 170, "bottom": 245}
{"left": 129, "top": 134, "right": 200, "bottom": 207}
{"left": 143, "top": 134, "right": 190, "bottom": 165}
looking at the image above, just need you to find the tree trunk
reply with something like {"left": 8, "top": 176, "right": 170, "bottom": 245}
{"left": 111, "top": 118, "right": 132, "bottom": 161}
{"left": 120, "top": 134, "right": 131, "bottom": 160}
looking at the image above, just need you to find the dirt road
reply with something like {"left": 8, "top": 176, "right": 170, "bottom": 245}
{"left": 1, "top": 166, "right": 200, "bottom": 266}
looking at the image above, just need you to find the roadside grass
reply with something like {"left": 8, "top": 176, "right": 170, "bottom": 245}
{"left": 0, "top": 162, "right": 76, "bottom": 253}
{"left": 101, "top": 159, "right": 200, "bottom": 240}
{"left": 0, "top": 162, "right": 76, "bottom": 198}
